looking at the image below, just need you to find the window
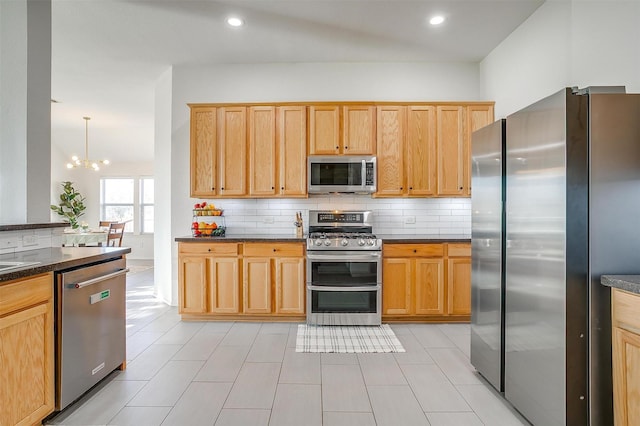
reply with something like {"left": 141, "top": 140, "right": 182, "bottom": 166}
{"left": 100, "top": 177, "right": 154, "bottom": 234}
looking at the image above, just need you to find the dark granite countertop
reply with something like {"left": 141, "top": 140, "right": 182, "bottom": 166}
{"left": 601, "top": 275, "right": 640, "bottom": 295}
{"left": 0, "top": 222, "right": 69, "bottom": 232}
{"left": 175, "top": 234, "right": 306, "bottom": 243}
{"left": 175, "top": 234, "right": 470, "bottom": 244}
{"left": 0, "top": 247, "right": 131, "bottom": 282}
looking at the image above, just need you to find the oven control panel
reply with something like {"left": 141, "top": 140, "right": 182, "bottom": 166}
{"left": 317, "top": 212, "right": 363, "bottom": 223}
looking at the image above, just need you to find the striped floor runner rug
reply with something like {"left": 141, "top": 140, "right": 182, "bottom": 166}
{"left": 296, "top": 324, "right": 405, "bottom": 353}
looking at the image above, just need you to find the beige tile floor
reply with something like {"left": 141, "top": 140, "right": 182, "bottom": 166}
{"left": 46, "top": 262, "right": 530, "bottom": 426}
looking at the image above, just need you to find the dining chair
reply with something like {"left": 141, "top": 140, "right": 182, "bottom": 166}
{"left": 106, "top": 222, "right": 125, "bottom": 247}
{"left": 99, "top": 220, "right": 115, "bottom": 228}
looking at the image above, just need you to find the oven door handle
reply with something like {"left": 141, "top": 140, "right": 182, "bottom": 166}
{"left": 307, "top": 253, "right": 381, "bottom": 261}
{"left": 308, "top": 284, "right": 380, "bottom": 292}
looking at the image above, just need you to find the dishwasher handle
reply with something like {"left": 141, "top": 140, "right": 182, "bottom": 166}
{"left": 73, "top": 268, "right": 129, "bottom": 289}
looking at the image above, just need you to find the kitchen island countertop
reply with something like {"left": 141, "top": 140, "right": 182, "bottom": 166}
{"left": 0, "top": 247, "right": 131, "bottom": 282}
{"left": 601, "top": 275, "right": 640, "bottom": 295}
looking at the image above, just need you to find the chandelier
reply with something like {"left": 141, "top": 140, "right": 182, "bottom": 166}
{"left": 66, "top": 116, "right": 110, "bottom": 171}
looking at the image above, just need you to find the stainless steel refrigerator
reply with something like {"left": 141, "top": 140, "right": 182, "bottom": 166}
{"left": 471, "top": 87, "right": 640, "bottom": 425}
{"left": 470, "top": 119, "right": 506, "bottom": 393}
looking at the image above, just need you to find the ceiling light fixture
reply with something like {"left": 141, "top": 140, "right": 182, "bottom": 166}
{"left": 429, "top": 15, "right": 445, "bottom": 25}
{"left": 226, "top": 16, "right": 244, "bottom": 27}
{"left": 66, "top": 117, "right": 109, "bottom": 171}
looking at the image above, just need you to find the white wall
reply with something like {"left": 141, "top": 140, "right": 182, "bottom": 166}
{"left": 480, "top": 0, "right": 640, "bottom": 118}
{"left": 157, "top": 61, "right": 482, "bottom": 306}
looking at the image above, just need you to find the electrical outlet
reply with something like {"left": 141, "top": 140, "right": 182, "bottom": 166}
{"left": 263, "top": 216, "right": 274, "bottom": 224}
{"left": 404, "top": 216, "right": 416, "bottom": 224}
{"left": 22, "top": 235, "right": 38, "bottom": 246}
{"left": 0, "top": 237, "right": 18, "bottom": 249}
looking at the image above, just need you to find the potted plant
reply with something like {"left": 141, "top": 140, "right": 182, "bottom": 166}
{"left": 51, "top": 181, "right": 87, "bottom": 229}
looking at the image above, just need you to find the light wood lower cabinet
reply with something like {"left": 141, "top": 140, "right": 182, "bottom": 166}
{"left": 178, "top": 242, "right": 305, "bottom": 319}
{"left": 178, "top": 243, "right": 240, "bottom": 314}
{"left": 382, "top": 242, "right": 470, "bottom": 321}
{"left": 0, "top": 273, "right": 54, "bottom": 426}
{"left": 612, "top": 288, "right": 640, "bottom": 426}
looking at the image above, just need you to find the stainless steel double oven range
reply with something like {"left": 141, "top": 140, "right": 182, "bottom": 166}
{"left": 306, "top": 210, "right": 382, "bottom": 325}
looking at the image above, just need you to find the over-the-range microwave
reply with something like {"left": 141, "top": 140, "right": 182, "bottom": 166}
{"left": 307, "top": 156, "right": 376, "bottom": 194}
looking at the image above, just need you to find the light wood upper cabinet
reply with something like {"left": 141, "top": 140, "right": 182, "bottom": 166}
{"left": 0, "top": 273, "right": 54, "bottom": 426}
{"left": 249, "top": 106, "right": 277, "bottom": 196}
{"left": 190, "top": 107, "right": 217, "bottom": 197}
{"left": 407, "top": 106, "right": 437, "bottom": 196}
{"left": 376, "top": 106, "right": 405, "bottom": 196}
{"left": 309, "top": 105, "right": 376, "bottom": 155}
{"left": 465, "top": 105, "right": 495, "bottom": 196}
{"left": 218, "top": 107, "right": 247, "bottom": 196}
{"left": 309, "top": 105, "right": 340, "bottom": 155}
{"left": 278, "top": 106, "right": 307, "bottom": 196}
{"left": 376, "top": 105, "right": 437, "bottom": 197}
{"left": 437, "top": 106, "right": 465, "bottom": 196}
{"left": 342, "top": 105, "right": 376, "bottom": 154}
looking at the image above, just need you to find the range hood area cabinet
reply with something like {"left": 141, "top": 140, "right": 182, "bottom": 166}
{"left": 308, "top": 105, "right": 376, "bottom": 156}
{"left": 190, "top": 105, "right": 307, "bottom": 198}
{"left": 189, "top": 102, "right": 493, "bottom": 199}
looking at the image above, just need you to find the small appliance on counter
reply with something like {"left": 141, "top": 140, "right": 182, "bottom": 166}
{"left": 306, "top": 210, "right": 381, "bottom": 325}
{"left": 191, "top": 201, "right": 225, "bottom": 237}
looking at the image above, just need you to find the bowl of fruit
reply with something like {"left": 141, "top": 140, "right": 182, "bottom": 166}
{"left": 192, "top": 221, "right": 225, "bottom": 237}
{"left": 193, "top": 201, "right": 223, "bottom": 216}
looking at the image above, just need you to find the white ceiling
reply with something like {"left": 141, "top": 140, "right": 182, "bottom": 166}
{"left": 51, "top": 0, "right": 544, "bottom": 164}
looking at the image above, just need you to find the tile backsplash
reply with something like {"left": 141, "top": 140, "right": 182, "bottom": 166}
{"left": 0, "top": 228, "right": 63, "bottom": 255}
{"left": 198, "top": 195, "right": 471, "bottom": 236}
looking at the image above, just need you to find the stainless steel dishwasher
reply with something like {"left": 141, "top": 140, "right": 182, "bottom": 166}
{"left": 55, "top": 257, "right": 128, "bottom": 410}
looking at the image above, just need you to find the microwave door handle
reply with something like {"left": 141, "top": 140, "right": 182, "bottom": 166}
{"left": 362, "top": 160, "right": 366, "bottom": 184}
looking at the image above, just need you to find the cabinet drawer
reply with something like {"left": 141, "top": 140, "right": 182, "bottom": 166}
{"left": 447, "top": 243, "right": 471, "bottom": 257}
{"left": 612, "top": 288, "right": 640, "bottom": 333}
{"left": 0, "top": 273, "right": 52, "bottom": 317}
{"left": 383, "top": 244, "right": 444, "bottom": 258}
{"left": 244, "top": 243, "right": 304, "bottom": 257}
{"left": 179, "top": 243, "right": 239, "bottom": 256}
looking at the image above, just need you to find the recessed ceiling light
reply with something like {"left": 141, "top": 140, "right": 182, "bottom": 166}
{"left": 226, "top": 17, "right": 244, "bottom": 27}
{"left": 429, "top": 15, "right": 445, "bottom": 26}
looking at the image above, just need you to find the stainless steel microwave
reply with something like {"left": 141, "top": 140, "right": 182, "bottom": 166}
{"left": 307, "top": 156, "right": 376, "bottom": 193}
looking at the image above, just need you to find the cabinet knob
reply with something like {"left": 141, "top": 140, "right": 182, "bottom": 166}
{"left": 272, "top": 186, "right": 274, "bottom": 190}
{"left": 212, "top": 187, "right": 215, "bottom": 190}
{"left": 208, "top": 248, "right": 212, "bottom": 252}
{"left": 413, "top": 249, "right": 417, "bottom": 253}
{"left": 459, "top": 186, "right": 463, "bottom": 190}
{"left": 344, "top": 146, "right": 348, "bottom": 150}
{"left": 409, "top": 187, "right": 413, "bottom": 190}
{"left": 221, "top": 187, "right": 224, "bottom": 190}
{"left": 335, "top": 146, "right": 339, "bottom": 150}
{"left": 400, "top": 187, "right": 403, "bottom": 190}
{"left": 273, "top": 248, "right": 277, "bottom": 252}
{"left": 281, "top": 187, "right": 284, "bottom": 190}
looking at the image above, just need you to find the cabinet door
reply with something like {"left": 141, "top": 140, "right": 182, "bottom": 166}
{"left": 407, "top": 106, "right": 437, "bottom": 196}
{"left": 437, "top": 106, "right": 465, "bottom": 196}
{"left": 376, "top": 106, "right": 405, "bottom": 196}
{"left": 244, "top": 257, "right": 272, "bottom": 314}
{"left": 0, "top": 302, "right": 54, "bottom": 426}
{"left": 218, "top": 107, "right": 247, "bottom": 196}
{"left": 178, "top": 255, "right": 207, "bottom": 314}
{"left": 208, "top": 257, "right": 240, "bottom": 313}
{"left": 343, "top": 105, "right": 376, "bottom": 154}
{"left": 275, "top": 257, "right": 305, "bottom": 314}
{"left": 309, "top": 105, "right": 340, "bottom": 155}
{"left": 613, "top": 326, "right": 640, "bottom": 426}
{"left": 414, "top": 258, "right": 445, "bottom": 315}
{"left": 447, "top": 257, "right": 471, "bottom": 315}
{"left": 278, "top": 106, "right": 307, "bottom": 196}
{"left": 249, "top": 106, "right": 277, "bottom": 196}
{"left": 382, "top": 258, "right": 412, "bottom": 315}
{"left": 190, "top": 106, "right": 217, "bottom": 197}
{"left": 465, "top": 105, "right": 494, "bottom": 196}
